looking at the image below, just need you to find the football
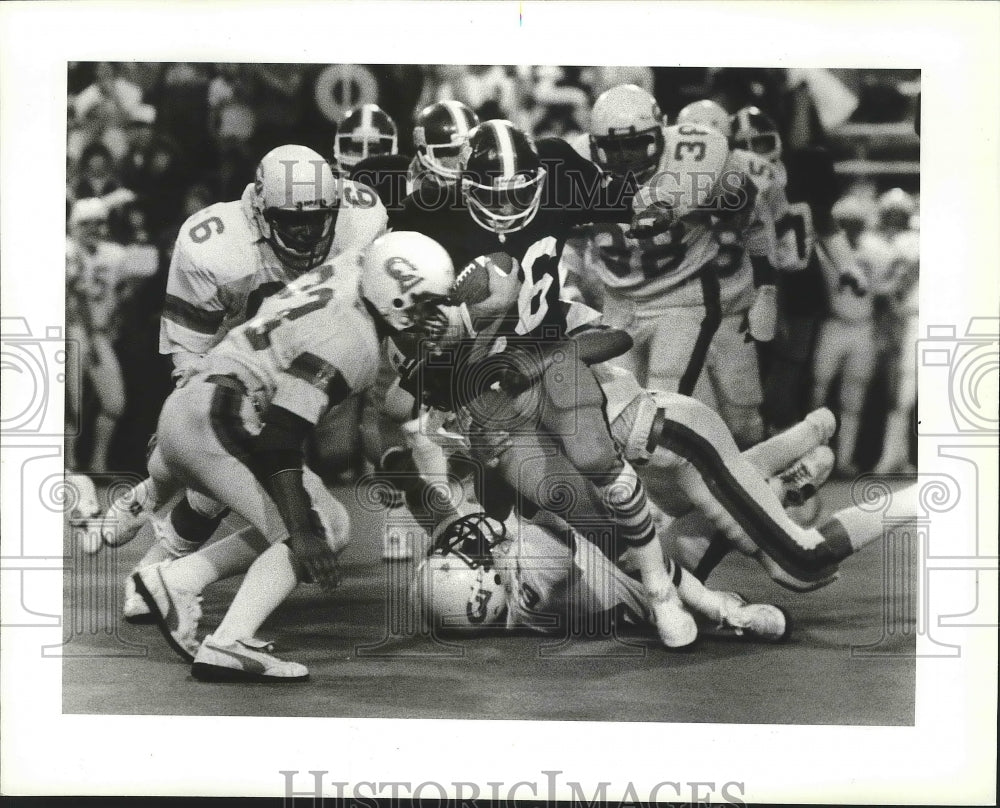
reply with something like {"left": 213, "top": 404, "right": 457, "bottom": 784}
{"left": 450, "top": 252, "right": 515, "bottom": 306}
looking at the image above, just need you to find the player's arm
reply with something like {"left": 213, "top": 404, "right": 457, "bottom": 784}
{"left": 741, "top": 181, "right": 780, "bottom": 342}
{"left": 540, "top": 138, "right": 635, "bottom": 226}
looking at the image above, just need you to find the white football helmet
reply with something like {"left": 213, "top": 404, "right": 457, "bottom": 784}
{"left": 676, "top": 99, "right": 732, "bottom": 138}
{"left": 588, "top": 84, "right": 665, "bottom": 181}
{"left": 69, "top": 197, "right": 109, "bottom": 247}
{"left": 360, "top": 231, "right": 455, "bottom": 336}
{"left": 334, "top": 103, "right": 399, "bottom": 171}
{"left": 411, "top": 512, "right": 509, "bottom": 631}
{"left": 252, "top": 144, "right": 339, "bottom": 275}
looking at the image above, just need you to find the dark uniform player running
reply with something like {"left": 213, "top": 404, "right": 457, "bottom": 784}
{"left": 388, "top": 119, "right": 698, "bottom": 647}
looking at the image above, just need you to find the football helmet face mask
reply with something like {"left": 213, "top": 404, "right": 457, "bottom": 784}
{"left": 412, "top": 512, "right": 509, "bottom": 630}
{"left": 334, "top": 104, "right": 399, "bottom": 171}
{"left": 360, "top": 231, "right": 456, "bottom": 337}
{"left": 459, "top": 120, "right": 547, "bottom": 236}
{"left": 252, "top": 145, "right": 338, "bottom": 275}
{"left": 876, "top": 188, "right": 917, "bottom": 231}
{"left": 414, "top": 100, "right": 480, "bottom": 184}
{"left": 589, "top": 84, "right": 665, "bottom": 182}
{"left": 676, "top": 99, "right": 732, "bottom": 138}
{"left": 731, "top": 106, "right": 782, "bottom": 162}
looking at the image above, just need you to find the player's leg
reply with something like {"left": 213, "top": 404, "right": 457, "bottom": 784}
{"left": 532, "top": 357, "right": 697, "bottom": 647}
{"left": 708, "top": 313, "right": 765, "bottom": 450}
{"left": 644, "top": 305, "right": 709, "bottom": 397}
{"left": 86, "top": 333, "right": 126, "bottom": 473}
{"left": 648, "top": 393, "right": 889, "bottom": 589}
{"left": 836, "top": 321, "right": 876, "bottom": 477}
{"left": 875, "top": 314, "right": 918, "bottom": 473}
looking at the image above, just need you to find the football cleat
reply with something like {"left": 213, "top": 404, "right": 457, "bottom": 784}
{"left": 779, "top": 445, "right": 835, "bottom": 506}
{"left": 66, "top": 473, "right": 101, "bottom": 525}
{"left": 647, "top": 581, "right": 699, "bottom": 649}
{"left": 702, "top": 592, "right": 791, "bottom": 643}
{"left": 100, "top": 478, "right": 161, "bottom": 548}
{"left": 122, "top": 574, "right": 154, "bottom": 624}
{"left": 132, "top": 562, "right": 203, "bottom": 662}
{"left": 192, "top": 635, "right": 309, "bottom": 683}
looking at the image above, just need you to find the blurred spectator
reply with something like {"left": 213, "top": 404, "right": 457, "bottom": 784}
{"left": 154, "top": 63, "right": 213, "bottom": 177}
{"left": 74, "top": 142, "right": 121, "bottom": 200}
{"left": 248, "top": 64, "right": 308, "bottom": 153}
{"left": 427, "top": 65, "right": 518, "bottom": 122}
{"left": 208, "top": 65, "right": 257, "bottom": 146}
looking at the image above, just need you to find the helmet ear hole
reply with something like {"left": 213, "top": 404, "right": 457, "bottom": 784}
{"left": 392, "top": 297, "right": 405, "bottom": 309}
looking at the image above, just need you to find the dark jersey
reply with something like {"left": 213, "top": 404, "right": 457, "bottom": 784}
{"left": 349, "top": 154, "right": 414, "bottom": 212}
{"left": 389, "top": 137, "right": 634, "bottom": 344}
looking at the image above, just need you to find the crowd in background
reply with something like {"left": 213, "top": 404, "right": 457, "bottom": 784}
{"left": 64, "top": 62, "right": 919, "bottom": 476}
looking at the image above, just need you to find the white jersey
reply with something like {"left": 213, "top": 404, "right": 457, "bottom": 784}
{"left": 160, "top": 181, "right": 387, "bottom": 359}
{"left": 570, "top": 125, "right": 776, "bottom": 312}
{"left": 202, "top": 250, "right": 380, "bottom": 425}
{"left": 821, "top": 231, "right": 894, "bottom": 322}
{"left": 67, "top": 238, "right": 127, "bottom": 332}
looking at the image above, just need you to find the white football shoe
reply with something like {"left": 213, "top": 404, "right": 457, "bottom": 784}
{"left": 702, "top": 592, "right": 790, "bottom": 643}
{"left": 131, "top": 562, "right": 202, "bottom": 661}
{"left": 778, "top": 445, "right": 835, "bottom": 507}
{"left": 66, "top": 473, "right": 101, "bottom": 524}
{"left": 646, "top": 581, "right": 699, "bottom": 649}
{"left": 101, "top": 478, "right": 162, "bottom": 548}
{"left": 192, "top": 635, "right": 309, "bottom": 683}
{"left": 122, "top": 574, "right": 153, "bottom": 623}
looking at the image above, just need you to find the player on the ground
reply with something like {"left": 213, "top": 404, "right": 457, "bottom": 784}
{"left": 98, "top": 144, "right": 387, "bottom": 619}
{"left": 132, "top": 231, "right": 456, "bottom": 681}
{"left": 408, "top": 487, "right": 789, "bottom": 644}
{"left": 563, "top": 86, "right": 780, "bottom": 449}
{"left": 389, "top": 118, "right": 701, "bottom": 649}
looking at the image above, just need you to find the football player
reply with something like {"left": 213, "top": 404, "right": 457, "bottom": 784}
{"left": 348, "top": 99, "right": 481, "bottom": 210}
{"left": 331, "top": 103, "right": 400, "bottom": 176}
{"left": 812, "top": 195, "right": 894, "bottom": 477}
{"left": 871, "top": 189, "right": 919, "bottom": 474}
{"left": 99, "top": 144, "right": 387, "bottom": 619}
{"left": 347, "top": 100, "right": 481, "bottom": 560}
{"left": 66, "top": 197, "right": 129, "bottom": 474}
{"left": 730, "top": 106, "right": 868, "bottom": 439}
{"left": 132, "top": 232, "right": 455, "bottom": 681}
{"left": 410, "top": 492, "right": 789, "bottom": 644}
{"left": 389, "top": 118, "right": 700, "bottom": 649}
{"left": 564, "top": 85, "right": 780, "bottom": 449}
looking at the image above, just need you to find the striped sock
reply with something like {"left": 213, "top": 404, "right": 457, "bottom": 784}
{"left": 599, "top": 463, "right": 656, "bottom": 549}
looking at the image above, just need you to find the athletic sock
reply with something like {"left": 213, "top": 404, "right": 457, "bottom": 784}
{"left": 599, "top": 463, "right": 656, "bottom": 550}
{"left": 212, "top": 541, "right": 299, "bottom": 643}
{"left": 161, "top": 527, "right": 267, "bottom": 594}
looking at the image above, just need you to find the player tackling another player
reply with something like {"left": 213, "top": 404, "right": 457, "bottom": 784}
{"left": 78, "top": 84, "right": 920, "bottom": 684}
